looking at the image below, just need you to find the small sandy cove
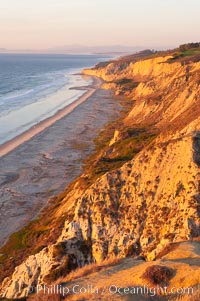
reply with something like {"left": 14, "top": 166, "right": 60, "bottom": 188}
{"left": 0, "top": 76, "right": 102, "bottom": 158}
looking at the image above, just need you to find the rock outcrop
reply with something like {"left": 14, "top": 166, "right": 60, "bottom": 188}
{"left": 1, "top": 51, "right": 200, "bottom": 299}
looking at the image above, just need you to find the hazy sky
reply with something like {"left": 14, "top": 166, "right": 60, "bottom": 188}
{"left": 0, "top": 0, "right": 199, "bottom": 50}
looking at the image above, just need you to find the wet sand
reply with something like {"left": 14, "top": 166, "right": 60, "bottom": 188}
{"left": 0, "top": 77, "right": 102, "bottom": 158}
{"left": 0, "top": 84, "right": 122, "bottom": 247}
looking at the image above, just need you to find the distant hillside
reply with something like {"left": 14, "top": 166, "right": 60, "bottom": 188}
{"left": 0, "top": 45, "right": 144, "bottom": 55}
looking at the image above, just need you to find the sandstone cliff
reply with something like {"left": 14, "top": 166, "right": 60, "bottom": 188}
{"left": 1, "top": 49, "right": 200, "bottom": 299}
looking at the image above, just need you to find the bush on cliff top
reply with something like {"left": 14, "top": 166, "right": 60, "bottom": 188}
{"left": 142, "top": 265, "right": 174, "bottom": 285}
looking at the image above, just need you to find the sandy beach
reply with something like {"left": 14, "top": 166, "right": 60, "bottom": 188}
{"left": 0, "top": 83, "right": 122, "bottom": 247}
{"left": 0, "top": 76, "right": 102, "bottom": 158}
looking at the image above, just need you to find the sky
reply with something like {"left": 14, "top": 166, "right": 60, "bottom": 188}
{"left": 0, "top": 0, "right": 199, "bottom": 51}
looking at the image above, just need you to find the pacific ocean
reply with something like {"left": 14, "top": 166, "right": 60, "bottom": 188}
{"left": 0, "top": 53, "right": 109, "bottom": 145}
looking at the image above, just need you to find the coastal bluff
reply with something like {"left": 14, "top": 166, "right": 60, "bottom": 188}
{"left": 1, "top": 48, "right": 200, "bottom": 299}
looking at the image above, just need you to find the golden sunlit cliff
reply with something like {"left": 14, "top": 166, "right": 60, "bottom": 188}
{"left": 0, "top": 46, "right": 200, "bottom": 300}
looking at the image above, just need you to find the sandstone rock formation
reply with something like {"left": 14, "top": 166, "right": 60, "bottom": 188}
{"left": 1, "top": 50, "right": 200, "bottom": 299}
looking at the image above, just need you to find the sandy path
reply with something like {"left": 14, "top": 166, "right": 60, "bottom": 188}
{"left": 0, "top": 76, "right": 102, "bottom": 158}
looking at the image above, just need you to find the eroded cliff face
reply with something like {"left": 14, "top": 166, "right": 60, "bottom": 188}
{"left": 1, "top": 54, "right": 200, "bottom": 299}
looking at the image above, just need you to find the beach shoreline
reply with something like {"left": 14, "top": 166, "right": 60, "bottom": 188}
{"left": 0, "top": 80, "right": 121, "bottom": 247}
{"left": 0, "top": 76, "right": 102, "bottom": 158}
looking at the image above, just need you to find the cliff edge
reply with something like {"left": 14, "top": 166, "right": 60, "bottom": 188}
{"left": 0, "top": 46, "right": 200, "bottom": 299}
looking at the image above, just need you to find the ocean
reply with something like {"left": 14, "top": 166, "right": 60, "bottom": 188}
{"left": 0, "top": 53, "right": 109, "bottom": 145}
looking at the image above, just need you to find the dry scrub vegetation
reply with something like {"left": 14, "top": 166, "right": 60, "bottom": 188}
{"left": 27, "top": 242, "right": 200, "bottom": 301}
{"left": 142, "top": 265, "right": 174, "bottom": 286}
